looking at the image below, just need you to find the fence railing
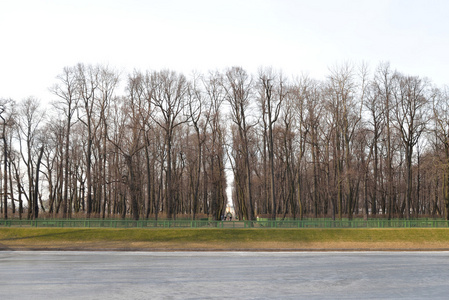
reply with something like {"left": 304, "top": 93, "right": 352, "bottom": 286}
{"left": 0, "top": 219, "right": 448, "bottom": 229}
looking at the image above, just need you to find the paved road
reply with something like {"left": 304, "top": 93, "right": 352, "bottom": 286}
{"left": 1, "top": 251, "right": 449, "bottom": 299}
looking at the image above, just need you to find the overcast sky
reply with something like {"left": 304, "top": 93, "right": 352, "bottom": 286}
{"left": 1, "top": 0, "right": 449, "bottom": 102}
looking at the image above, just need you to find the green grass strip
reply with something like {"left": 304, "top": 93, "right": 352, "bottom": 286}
{"left": 2, "top": 228, "right": 449, "bottom": 244}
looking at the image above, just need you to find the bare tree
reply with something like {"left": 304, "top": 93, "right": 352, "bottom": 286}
{"left": 16, "top": 97, "right": 45, "bottom": 219}
{"left": 75, "top": 64, "right": 118, "bottom": 218}
{"left": 150, "top": 70, "right": 189, "bottom": 219}
{"left": 203, "top": 71, "right": 228, "bottom": 220}
{"left": 51, "top": 66, "right": 78, "bottom": 218}
{"left": 97, "top": 66, "right": 119, "bottom": 218}
{"left": 76, "top": 63, "right": 100, "bottom": 218}
{"left": 373, "top": 62, "right": 396, "bottom": 218}
{"left": 1, "top": 63, "right": 446, "bottom": 221}
{"left": 326, "top": 63, "right": 364, "bottom": 219}
{"left": 185, "top": 74, "right": 203, "bottom": 219}
{"left": 258, "top": 68, "right": 286, "bottom": 219}
{"left": 295, "top": 77, "right": 323, "bottom": 218}
{"left": 109, "top": 95, "right": 145, "bottom": 220}
{"left": 223, "top": 67, "right": 256, "bottom": 220}
{"left": 125, "top": 71, "right": 154, "bottom": 219}
{"left": 392, "top": 74, "right": 431, "bottom": 219}
{"left": 431, "top": 86, "right": 449, "bottom": 218}
{"left": 0, "top": 98, "right": 15, "bottom": 219}
{"left": 365, "top": 73, "right": 386, "bottom": 216}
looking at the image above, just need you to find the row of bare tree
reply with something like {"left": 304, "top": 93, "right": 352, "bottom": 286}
{"left": 1, "top": 62, "right": 449, "bottom": 220}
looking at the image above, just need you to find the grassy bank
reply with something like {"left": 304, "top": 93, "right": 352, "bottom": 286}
{"left": 1, "top": 228, "right": 449, "bottom": 251}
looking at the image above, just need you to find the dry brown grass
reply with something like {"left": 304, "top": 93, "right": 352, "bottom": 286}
{"left": 2, "top": 228, "right": 449, "bottom": 251}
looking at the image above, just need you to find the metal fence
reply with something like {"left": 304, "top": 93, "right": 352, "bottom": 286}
{"left": 0, "top": 219, "right": 448, "bottom": 228}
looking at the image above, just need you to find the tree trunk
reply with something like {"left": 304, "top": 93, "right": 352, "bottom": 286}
{"left": 86, "top": 137, "right": 93, "bottom": 218}
{"left": 2, "top": 131, "right": 7, "bottom": 220}
{"left": 33, "top": 146, "right": 44, "bottom": 219}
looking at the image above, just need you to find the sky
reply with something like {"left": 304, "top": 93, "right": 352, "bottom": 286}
{"left": 1, "top": 0, "right": 448, "bottom": 207}
{"left": 1, "top": 0, "right": 449, "bottom": 102}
